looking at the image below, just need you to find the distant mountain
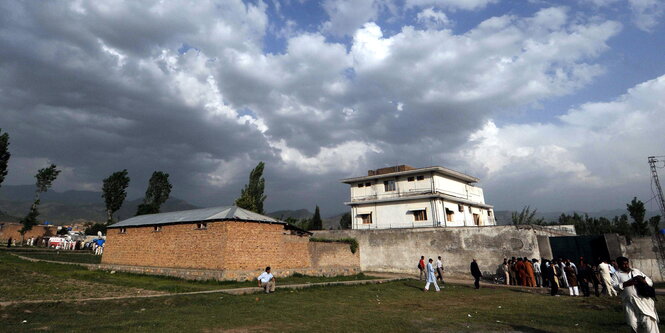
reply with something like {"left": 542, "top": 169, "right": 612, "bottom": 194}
{"left": 267, "top": 208, "right": 349, "bottom": 230}
{"left": 267, "top": 209, "right": 313, "bottom": 220}
{"left": 0, "top": 185, "right": 198, "bottom": 224}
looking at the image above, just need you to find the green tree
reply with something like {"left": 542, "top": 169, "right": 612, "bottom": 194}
{"left": 0, "top": 129, "right": 10, "bottom": 188}
{"left": 627, "top": 197, "right": 649, "bottom": 236}
{"left": 339, "top": 212, "right": 351, "bottom": 229}
{"left": 614, "top": 214, "right": 632, "bottom": 239}
{"left": 649, "top": 215, "right": 661, "bottom": 235}
{"left": 234, "top": 162, "right": 266, "bottom": 214}
{"left": 84, "top": 223, "right": 107, "bottom": 236}
{"left": 310, "top": 206, "right": 323, "bottom": 230}
{"left": 136, "top": 171, "right": 172, "bottom": 216}
{"left": 511, "top": 206, "right": 544, "bottom": 225}
{"left": 20, "top": 164, "right": 61, "bottom": 242}
{"left": 102, "top": 169, "right": 130, "bottom": 225}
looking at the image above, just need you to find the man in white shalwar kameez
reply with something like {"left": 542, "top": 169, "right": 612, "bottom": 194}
{"left": 423, "top": 258, "right": 440, "bottom": 292}
{"left": 612, "top": 256, "right": 659, "bottom": 333}
{"left": 600, "top": 259, "right": 618, "bottom": 296}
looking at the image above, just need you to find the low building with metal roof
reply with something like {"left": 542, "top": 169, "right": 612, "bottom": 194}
{"left": 101, "top": 206, "right": 357, "bottom": 280}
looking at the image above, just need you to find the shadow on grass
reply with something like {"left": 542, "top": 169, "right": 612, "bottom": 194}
{"left": 508, "top": 324, "right": 554, "bottom": 333}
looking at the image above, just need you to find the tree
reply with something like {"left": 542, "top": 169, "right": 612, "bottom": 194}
{"left": 649, "top": 215, "right": 662, "bottom": 235}
{"left": 235, "top": 162, "right": 267, "bottom": 214}
{"left": 136, "top": 171, "right": 172, "bottom": 216}
{"left": 310, "top": 206, "right": 323, "bottom": 230}
{"left": 102, "top": 169, "right": 130, "bottom": 225}
{"left": 511, "top": 206, "right": 544, "bottom": 225}
{"left": 627, "top": 197, "right": 649, "bottom": 236}
{"left": 0, "top": 129, "right": 10, "bottom": 188}
{"left": 339, "top": 212, "right": 352, "bottom": 229}
{"left": 20, "top": 164, "right": 61, "bottom": 242}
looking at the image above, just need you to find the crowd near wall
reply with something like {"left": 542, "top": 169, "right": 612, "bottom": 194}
{"left": 314, "top": 225, "right": 572, "bottom": 279}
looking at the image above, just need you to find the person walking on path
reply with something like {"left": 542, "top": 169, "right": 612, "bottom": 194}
{"left": 424, "top": 258, "right": 440, "bottom": 292}
{"left": 418, "top": 256, "right": 426, "bottom": 280}
{"left": 599, "top": 259, "right": 617, "bottom": 296}
{"left": 613, "top": 256, "right": 659, "bottom": 333}
{"left": 564, "top": 262, "right": 579, "bottom": 296}
{"left": 257, "top": 266, "right": 276, "bottom": 294}
{"left": 436, "top": 256, "right": 445, "bottom": 285}
{"left": 502, "top": 258, "right": 510, "bottom": 285}
{"left": 470, "top": 259, "right": 482, "bottom": 289}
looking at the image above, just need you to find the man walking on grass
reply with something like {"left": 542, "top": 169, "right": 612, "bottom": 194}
{"left": 599, "top": 259, "right": 617, "bottom": 296}
{"left": 424, "top": 258, "right": 440, "bottom": 292}
{"left": 613, "top": 256, "right": 659, "bottom": 333}
{"left": 436, "top": 256, "right": 445, "bottom": 286}
{"left": 258, "top": 266, "right": 276, "bottom": 293}
{"left": 470, "top": 259, "right": 482, "bottom": 289}
{"left": 418, "top": 256, "right": 425, "bottom": 280}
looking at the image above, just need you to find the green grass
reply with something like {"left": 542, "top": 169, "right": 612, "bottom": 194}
{"left": 0, "top": 251, "right": 378, "bottom": 299}
{"left": 2, "top": 279, "right": 663, "bottom": 332}
{"left": 2, "top": 250, "right": 664, "bottom": 332}
{"left": 17, "top": 251, "right": 102, "bottom": 264}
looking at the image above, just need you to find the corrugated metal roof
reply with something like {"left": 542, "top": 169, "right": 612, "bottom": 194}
{"left": 108, "top": 206, "right": 284, "bottom": 228}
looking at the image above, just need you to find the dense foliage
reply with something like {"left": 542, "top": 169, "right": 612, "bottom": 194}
{"left": 102, "top": 169, "right": 130, "bottom": 224}
{"left": 235, "top": 162, "right": 266, "bottom": 214}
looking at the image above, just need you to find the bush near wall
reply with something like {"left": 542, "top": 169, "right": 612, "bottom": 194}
{"left": 310, "top": 237, "right": 358, "bottom": 254}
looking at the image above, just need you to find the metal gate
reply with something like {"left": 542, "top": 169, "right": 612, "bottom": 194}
{"left": 549, "top": 235, "right": 610, "bottom": 265}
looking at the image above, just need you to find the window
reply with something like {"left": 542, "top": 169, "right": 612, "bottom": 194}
{"left": 365, "top": 182, "right": 372, "bottom": 187}
{"left": 196, "top": 222, "right": 207, "bottom": 229}
{"left": 358, "top": 183, "right": 364, "bottom": 188}
{"left": 383, "top": 180, "right": 396, "bottom": 191}
{"left": 153, "top": 226, "right": 161, "bottom": 232}
{"left": 473, "top": 214, "right": 481, "bottom": 226}
{"left": 119, "top": 228, "right": 127, "bottom": 234}
{"left": 416, "top": 175, "right": 424, "bottom": 181}
{"left": 407, "top": 176, "right": 415, "bottom": 182}
{"left": 488, "top": 211, "right": 492, "bottom": 217}
{"left": 413, "top": 210, "right": 427, "bottom": 221}
{"left": 359, "top": 213, "right": 372, "bottom": 224}
{"left": 445, "top": 208, "right": 454, "bottom": 222}
{"left": 458, "top": 204, "right": 464, "bottom": 212}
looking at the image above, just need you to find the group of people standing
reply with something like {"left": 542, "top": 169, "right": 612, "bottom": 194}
{"left": 501, "top": 256, "right": 623, "bottom": 298}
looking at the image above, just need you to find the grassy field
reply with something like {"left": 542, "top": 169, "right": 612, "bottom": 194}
{"left": 0, "top": 250, "right": 378, "bottom": 299}
{"left": 16, "top": 251, "right": 102, "bottom": 264}
{"left": 1, "top": 250, "right": 664, "bottom": 332}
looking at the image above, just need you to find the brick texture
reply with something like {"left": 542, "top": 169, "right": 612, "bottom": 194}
{"left": 0, "top": 223, "right": 57, "bottom": 243}
{"left": 100, "top": 220, "right": 360, "bottom": 280}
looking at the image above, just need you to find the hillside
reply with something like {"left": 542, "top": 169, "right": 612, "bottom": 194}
{"left": 0, "top": 185, "right": 198, "bottom": 224}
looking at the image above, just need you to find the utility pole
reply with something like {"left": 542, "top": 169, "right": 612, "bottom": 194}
{"left": 648, "top": 156, "right": 665, "bottom": 218}
{"left": 648, "top": 156, "right": 665, "bottom": 280}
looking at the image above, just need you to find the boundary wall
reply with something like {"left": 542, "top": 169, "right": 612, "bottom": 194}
{"left": 314, "top": 225, "right": 574, "bottom": 279}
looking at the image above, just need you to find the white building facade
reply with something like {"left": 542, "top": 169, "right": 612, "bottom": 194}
{"left": 341, "top": 165, "right": 495, "bottom": 229}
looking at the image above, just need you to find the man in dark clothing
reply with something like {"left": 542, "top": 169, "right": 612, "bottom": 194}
{"left": 470, "top": 259, "right": 482, "bottom": 289}
{"left": 541, "top": 259, "right": 550, "bottom": 288}
{"left": 577, "top": 262, "right": 593, "bottom": 297}
{"left": 549, "top": 260, "right": 560, "bottom": 296}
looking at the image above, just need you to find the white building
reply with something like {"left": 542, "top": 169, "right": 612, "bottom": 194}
{"left": 341, "top": 165, "right": 495, "bottom": 229}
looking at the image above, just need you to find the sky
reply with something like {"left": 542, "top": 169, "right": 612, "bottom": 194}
{"left": 0, "top": 0, "right": 664, "bottom": 216}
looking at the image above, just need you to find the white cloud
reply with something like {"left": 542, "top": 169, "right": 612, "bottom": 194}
{"left": 628, "top": 0, "right": 665, "bottom": 32}
{"left": 452, "top": 74, "right": 665, "bottom": 209}
{"left": 406, "top": 0, "right": 499, "bottom": 11}
{"left": 322, "top": 0, "right": 381, "bottom": 37}
{"left": 416, "top": 7, "right": 453, "bottom": 29}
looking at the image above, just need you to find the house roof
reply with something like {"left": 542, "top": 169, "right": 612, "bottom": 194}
{"left": 340, "top": 166, "right": 479, "bottom": 184}
{"left": 108, "top": 206, "right": 285, "bottom": 228}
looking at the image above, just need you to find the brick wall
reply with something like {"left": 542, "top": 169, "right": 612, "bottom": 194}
{"left": 0, "top": 223, "right": 56, "bottom": 243}
{"left": 102, "top": 221, "right": 312, "bottom": 271}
